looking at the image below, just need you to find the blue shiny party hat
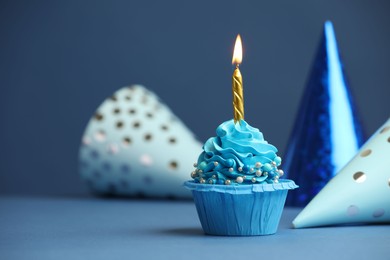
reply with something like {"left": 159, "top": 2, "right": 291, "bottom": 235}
{"left": 284, "top": 21, "right": 366, "bottom": 207}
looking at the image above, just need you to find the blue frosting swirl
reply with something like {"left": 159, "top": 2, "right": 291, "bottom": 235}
{"left": 191, "top": 119, "right": 284, "bottom": 185}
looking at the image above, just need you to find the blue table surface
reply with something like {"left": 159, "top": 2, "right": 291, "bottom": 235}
{"left": 0, "top": 196, "right": 389, "bottom": 260}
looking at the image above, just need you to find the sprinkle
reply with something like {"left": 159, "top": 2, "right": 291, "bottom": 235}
{"left": 274, "top": 156, "right": 282, "bottom": 165}
{"left": 236, "top": 176, "right": 244, "bottom": 183}
{"left": 198, "top": 161, "right": 207, "bottom": 170}
{"left": 263, "top": 163, "right": 272, "bottom": 172}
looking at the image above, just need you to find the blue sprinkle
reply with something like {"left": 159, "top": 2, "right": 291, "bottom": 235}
{"left": 263, "top": 163, "right": 272, "bottom": 172}
{"left": 198, "top": 161, "right": 207, "bottom": 170}
{"left": 274, "top": 156, "right": 282, "bottom": 165}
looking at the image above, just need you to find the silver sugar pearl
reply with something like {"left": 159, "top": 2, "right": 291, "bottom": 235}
{"left": 255, "top": 162, "right": 262, "bottom": 168}
{"left": 199, "top": 178, "right": 205, "bottom": 184}
{"left": 228, "top": 168, "right": 234, "bottom": 172}
{"left": 278, "top": 169, "right": 284, "bottom": 176}
{"left": 238, "top": 167, "right": 243, "bottom": 172}
{"left": 274, "top": 179, "right": 279, "bottom": 183}
{"left": 256, "top": 170, "right": 262, "bottom": 177}
{"left": 209, "top": 179, "right": 213, "bottom": 184}
{"left": 249, "top": 168, "right": 254, "bottom": 173}
{"left": 212, "top": 175, "right": 217, "bottom": 178}
{"left": 251, "top": 177, "right": 257, "bottom": 183}
{"left": 225, "top": 179, "right": 231, "bottom": 185}
{"left": 193, "top": 162, "right": 198, "bottom": 167}
{"left": 214, "top": 161, "right": 219, "bottom": 166}
{"left": 198, "top": 169, "right": 203, "bottom": 173}
{"left": 236, "top": 176, "right": 244, "bottom": 183}
{"left": 271, "top": 161, "right": 277, "bottom": 166}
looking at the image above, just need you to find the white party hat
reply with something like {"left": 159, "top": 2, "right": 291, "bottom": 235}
{"left": 79, "top": 85, "right": 202, "bottom": 199}
{"left": 293, "top": 118, "right": 390, "bottom": 228}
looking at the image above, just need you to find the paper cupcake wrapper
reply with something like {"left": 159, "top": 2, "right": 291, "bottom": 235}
{"left": 185, "top": 180, "right": 298, "bottom": 236}
{"left": 184, "top": 179, "right": 298, "bottom": 194}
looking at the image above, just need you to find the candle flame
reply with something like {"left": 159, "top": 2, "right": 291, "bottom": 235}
{"left": 232, "top": 34, "right": 243, "bottom": 65}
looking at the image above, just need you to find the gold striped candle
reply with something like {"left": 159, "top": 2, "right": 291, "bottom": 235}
{"left": 232, "top": 34, "right": 244, "bottom": 124}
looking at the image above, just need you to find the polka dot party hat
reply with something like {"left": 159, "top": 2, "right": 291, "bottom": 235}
{"left": 79, "top": 85, "right": 202, "bottom": 199}
{"left": 293, "top": 118, "right": 390, "bottom": 228}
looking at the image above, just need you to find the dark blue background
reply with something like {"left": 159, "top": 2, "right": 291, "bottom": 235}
{"left": 1, "top": 0, "right": 389, "bottom": 196}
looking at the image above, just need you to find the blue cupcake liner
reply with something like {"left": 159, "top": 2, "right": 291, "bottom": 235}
{"left": 184, "top": 179, "right": 298, "bottom": 236}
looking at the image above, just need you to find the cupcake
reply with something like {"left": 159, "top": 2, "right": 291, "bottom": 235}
{"left": 184, "top": 119, "right": 298, "bottom": 236}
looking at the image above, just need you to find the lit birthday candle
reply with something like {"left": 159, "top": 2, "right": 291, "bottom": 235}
{"left": 184, "top": 34, "right": 298, "bottom": 237}
{"left": 232, "top": 34, "right": 244, "bottom": 124}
